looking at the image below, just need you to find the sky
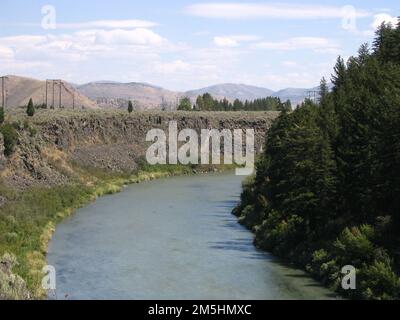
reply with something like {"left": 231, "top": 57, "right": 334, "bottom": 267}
{"left": 0, "top": 1, "right": 398, "bottom": 91}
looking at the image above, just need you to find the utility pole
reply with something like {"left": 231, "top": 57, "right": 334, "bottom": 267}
{"left": 59, "top": 81, "right": 75, "bottom": 109}
{"left": 59, "top": 80, "right": 62, "bottom": 108}
{"left": 1, "top": 76, "right": 8, "bottom": 108}
{"left": 45, "top": 80, "right": 48, "bottom": 108}
{"left": 52, "top": 80, "right": 55, "bottom": 109}
{"left": 47, "top": 79, "right": 62, "bottom": 109}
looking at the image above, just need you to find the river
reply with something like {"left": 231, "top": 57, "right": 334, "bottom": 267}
{"left": 47, "top": 173, "right": 335, "bottom": 300}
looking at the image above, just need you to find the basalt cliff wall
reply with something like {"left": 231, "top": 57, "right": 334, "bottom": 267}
{"left": 0, "top": 110, "right": 279, "bottom": 189}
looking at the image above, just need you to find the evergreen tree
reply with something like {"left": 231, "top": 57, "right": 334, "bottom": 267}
{"left": 26, "top": 98, "right": 35, "bottom": 117}
{"left": 195, "top": 95, "right": 204, "bottom": 111}
{"left": 0, "top": 107, "right": 4, "bottom": 124}
{"left": 318, "top": 77, "right": 329, "bottom": 104}
{"left": 128, "top": 100, "right": 133, "bottom": 113}
{"left": 233, "top": 21, "right": 400, "bottom": 299}
{"left": 177, "top": 97, "right": 192, "bottom": 111}
{"left": 202, "top": 93, "right": 214, "bottom": 111}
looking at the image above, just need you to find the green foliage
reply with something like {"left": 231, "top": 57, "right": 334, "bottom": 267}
{"left": 333, "top": 226, "right": 375, "bottom": 266}
{"left": 177, "top": 97, "right": 192, "bottom": 111}
{"left": 192, "top": 92, "right": 292, "bottom": 111}
{"left": 128, "top": 100, "right": 134, "bottom": 113}
{"left": 255, "top": 212, "right": 305, "bottom": 256}
{"left": 26, "top": 98, "right": 35, "bottom": 117}
{"left": 0, "top": 107, "right": 4, "bottom": 124}
{"left": 0, "top": 161, "right": 207, "bottom": 298}
{"left": 359, "top": 257, "right": 400, "bottom": 300}
{"left": 233, "top": 22, "right": 400, "bottom": 299}
{"left": 0, "top": 123, "right": 18, "bottom": 156}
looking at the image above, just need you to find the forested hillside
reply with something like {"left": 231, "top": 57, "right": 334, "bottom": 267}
{"left": 233, "top": 21, "right": 400, "bottom": 300}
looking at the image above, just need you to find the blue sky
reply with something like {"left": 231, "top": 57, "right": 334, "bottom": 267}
{"left": 0, "top": 1, "right": 398, "bottom": 91}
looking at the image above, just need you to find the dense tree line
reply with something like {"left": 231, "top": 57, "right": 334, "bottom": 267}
{"left": 234, "top": 21, "right": 400, "bottom": 299}
{"left": 178, "top": 93, "right": 292, "bottom": 111}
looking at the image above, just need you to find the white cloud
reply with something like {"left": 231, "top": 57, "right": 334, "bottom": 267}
{"left": 52, "top": 19, "right": 158, "bottom": 29}
{"left": 282, "top": 61, "right": 297, "bottom": 67}
{"left": 0, "top": 46, "right": 14, "bottom": 60}
{"left": 253, "top": 37, "right": 340, "bottom": 53}
{"left": 185, "top": 3, "right": 370, "bottom": 19}
{"left": 155, "top": 60, "right": 191, "bottom": 73}
{"left": 372, "top": 14, "right": 398, "bottom": 29}
{"left": 213, "top": 34, "right": 261, "bottom": 47}
{"left": 94, "top": 28, "right": 166, "bottom": 46}
{"left": 0, "top": 35, "right": 47, "bottom": 46}
{"left": 213, "top": 37, "right": 239, "bottom": 47}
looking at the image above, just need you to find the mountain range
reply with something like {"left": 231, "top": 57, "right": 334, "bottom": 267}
{"left": 1, "top": 75, "right": 323, "bottom": 110}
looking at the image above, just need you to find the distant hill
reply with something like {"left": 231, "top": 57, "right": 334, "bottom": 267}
{"left": 2, "top": 75, "right": 327, "bottom": 110}
{"left": 273, "top": 87, "right": 317, "bottom": 106}
{"left": 185, "top": 83, "right": 328, "bottom": 106}
{"left": 77, "top": 82, "right": 180, "bottom": 110}
{"left": 2, "top": 75, "right": 98, "bottom": 110}
{"left": 185, "top": 83, "right": 275, "bottom": 102}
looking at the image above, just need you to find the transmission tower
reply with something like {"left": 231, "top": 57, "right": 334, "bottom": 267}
{"left": 306, "top": 90, "right": 318, "bottom": 103}
{"left": 60, "top": 82, "right": 75, "bottom": 109}
{"left": 46, "top": 79, "right": 62, "bottom": 108}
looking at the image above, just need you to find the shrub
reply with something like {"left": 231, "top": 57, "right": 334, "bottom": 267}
{"left": 359, "top": 256, "right": 400, "bottom": 300}
{"left": 26, "top": 98, "right": 35, "bottom": 117}
{"left": 238, "top": 205, "right": 263, "bottom": 229}
{"left": 255, "top": 211, "right": 305, "bottom": 256}
{"left": 306, "top": 249, "right": 340, "bottom": 285}
{"left": 333, "top": 225, "right": 375, "bottom": 266}
{"left": 0, "top": 123, "right": 19, "bottom": 156}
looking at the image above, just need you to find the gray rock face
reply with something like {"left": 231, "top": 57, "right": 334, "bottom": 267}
{"left": 1, "top": 110, "right": 279, "bottom": 188}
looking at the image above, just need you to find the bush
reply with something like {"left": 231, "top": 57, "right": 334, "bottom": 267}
{"left": 359, "top": 257, "right": 400, "bottom": 300}
{"left": 306, "top": 249, "right": 340, "bottom": 285}
{"left": 333, "top": 225, "right": 375, "bottom": 266}
{"left": 255, "top": 211, "right": 305, "bottom": 256}
{"left": 0, "top": 123, "right": 19, "bottom": 156}
{"left": 238, "top": 205, "right": 264, "bottom": 229}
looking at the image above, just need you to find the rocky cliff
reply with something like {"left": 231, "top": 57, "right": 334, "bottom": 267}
{"left": 0, "top": 110, "right": 279, "bottom": 189}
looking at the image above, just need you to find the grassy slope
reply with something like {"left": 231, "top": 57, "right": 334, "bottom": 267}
{"left": 0, "top": 162, "right": 234, "bottom": 299}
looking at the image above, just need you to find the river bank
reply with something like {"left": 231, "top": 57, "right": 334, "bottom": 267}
{"left": 47, "top": 173, "right": 335, "bottom": 300}
{"left": 0, "top": 163, "right": 234, "bottom": 299}
{"left": 1, "top": 109, "right": 277, "bottom": 299}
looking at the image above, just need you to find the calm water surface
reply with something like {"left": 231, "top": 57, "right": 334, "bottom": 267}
{"left": 47, "top": 173, "right": 335, "bottom": 300}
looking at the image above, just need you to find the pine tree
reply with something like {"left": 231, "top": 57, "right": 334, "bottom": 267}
{"left": 128, "top": 100, "right": 133, "bottom": 113}
{"left": 26, "top": 98, "right": 35, "bottom": 117}
{"left": 0, "top": 107, "right": 4, "bottom": 124}
{"left": 318, "top": 77, "right": 329, "bottom": 104}
{"left": 195, "top": 95, "right": 204, "bottom": 111}
{"left": 177, "top": 97, "right": 192, "bottom": 111}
